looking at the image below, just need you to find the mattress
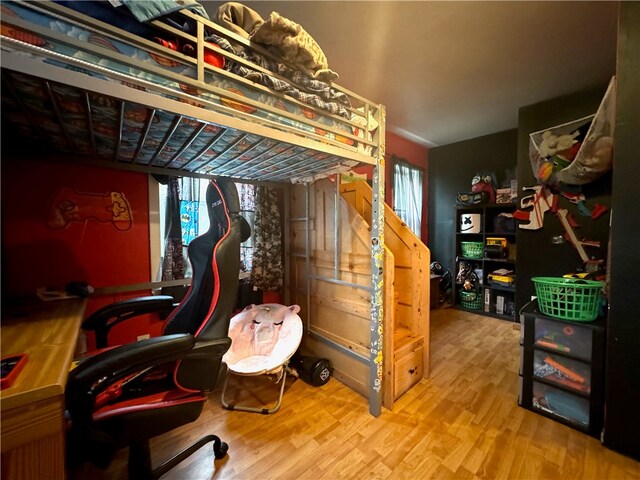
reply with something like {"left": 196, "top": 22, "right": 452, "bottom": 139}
{"left": 1, "top": 1, "right": 380, "bottom": 182}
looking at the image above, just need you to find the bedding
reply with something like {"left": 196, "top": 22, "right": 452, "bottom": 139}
{"left": 215, "top": 2, "right": 338, "bottom": 82}
{"left": 1, "top": 1, "right": 371, "bottom": 148}
{"left": 53, "top": 1, "right": 353, "bottom": 120}
{"left": 251, "top": 11, "right": 338, "bottom": 82}
{"left": 206, "top": 33, "right": 351, "bottom": 119}
{"left": 54, "top": 0, "right": 208, "bottom": 37}
{"left": 215, "top": 1, "right": 263, "bottom": 44}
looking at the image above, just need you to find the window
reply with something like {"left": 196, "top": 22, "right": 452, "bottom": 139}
{"left": 157, "top": 177, "right": 255, "bottom": 280}
{"left": 392, "top": 157, "right": 423, "bottom": 237}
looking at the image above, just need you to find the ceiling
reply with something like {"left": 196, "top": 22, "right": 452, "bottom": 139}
{"left": 202, "top": 1, "right": 619, "bottom": 147}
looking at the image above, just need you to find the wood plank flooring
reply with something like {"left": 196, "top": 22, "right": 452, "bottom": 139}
{"left": 70, "top": 308, "right": 640, "bottom": 479}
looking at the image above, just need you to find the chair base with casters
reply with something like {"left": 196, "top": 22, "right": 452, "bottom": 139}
{"left": 221, "top": 303, "right": 303, "bottom": 414}
{"left": 128, "top": 434, "right": 228, "bottom": 480}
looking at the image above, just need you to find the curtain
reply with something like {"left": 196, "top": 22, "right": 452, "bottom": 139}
{"left": 250, "top": 186, "right": 283, "bottom": 291}
{"left": 393, "top": 157, "right": 423, "bottom": 237}
{"left": 161, "top": 176, "right": 185, "bottom": 280}
{"left": 179, "top": 177, "right": 200, "bottom": 246}
{"left": 238, "top": 183, "right": 256, "bottom": 273}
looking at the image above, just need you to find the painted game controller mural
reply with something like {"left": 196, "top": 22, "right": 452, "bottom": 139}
{"left": 47, "top": 187, "right": 133, "bottom": 231}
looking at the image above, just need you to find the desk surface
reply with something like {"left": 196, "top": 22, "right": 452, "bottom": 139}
{"left": 1, "top": 298, "right": 87, "bottom": 412}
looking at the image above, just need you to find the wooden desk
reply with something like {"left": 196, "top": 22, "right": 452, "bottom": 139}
{"left": 1, "top": 298, "right": 87, "bottom": 480}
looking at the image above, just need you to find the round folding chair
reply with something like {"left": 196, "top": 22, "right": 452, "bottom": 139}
{"left": 221, "top": 303, "right": 303, "bottom": 414}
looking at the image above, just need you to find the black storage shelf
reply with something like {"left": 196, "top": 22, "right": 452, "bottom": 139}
{"left": 484, "top": 231, "right": 517, "bottom": 237}
{"left": 454, "top": 203, "right": 517, "bottom": 321}
{"left": 483, "top": 258, "right": 515, "bottom": 264}
{"left": 518, "top": 303, "right": 605, "bottom": 438}
{"left": 488, "top": 284, "right": 515, "bottom": 293}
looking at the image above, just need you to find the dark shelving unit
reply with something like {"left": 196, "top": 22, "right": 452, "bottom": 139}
{"left": 453, "top": 203, "right": 517, "bottom": 321}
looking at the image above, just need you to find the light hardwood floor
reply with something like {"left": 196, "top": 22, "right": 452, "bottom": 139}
{"left": 71, "top": 308, "right": 640, "bottom": 479}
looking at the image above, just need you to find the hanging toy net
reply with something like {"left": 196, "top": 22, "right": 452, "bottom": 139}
{"left": 529, "top": 76, "right": 616, "bottom": 186}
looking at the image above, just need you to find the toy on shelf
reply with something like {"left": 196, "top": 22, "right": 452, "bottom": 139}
{"left": 471, "top": 171, "right": 497, "bottom": 204}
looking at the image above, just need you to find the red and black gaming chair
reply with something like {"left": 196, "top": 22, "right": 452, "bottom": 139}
{"left": 66, "top": 178, "right": 250, "bottom": 479}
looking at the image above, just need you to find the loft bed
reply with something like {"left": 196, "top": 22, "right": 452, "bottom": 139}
{"left": 0, "top": 0, "right": 387, "bottom": 415}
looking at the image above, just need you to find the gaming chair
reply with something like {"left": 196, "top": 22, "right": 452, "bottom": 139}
{"left": 66, "top": 178, "right": 250, "bottom": 479}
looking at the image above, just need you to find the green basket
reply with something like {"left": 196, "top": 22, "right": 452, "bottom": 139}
{"left": 460, "top": 290, "right": 483, "bottom": 310}
{"left": 532, "top": 277, "right": 603, "bottom": 322}
{"left": 461, "top": 241, "right": 483, "bottom": 259}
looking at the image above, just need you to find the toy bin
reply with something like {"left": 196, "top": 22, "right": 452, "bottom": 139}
{"left": 534, "top": 317, "right": 593, "bottom": 361}
{"left": 460, "top": 241, "right": 483, "bottom": 259}
{"left": 532, "top": 381, "right": 590, "bottom": 427}
{"left": 533, "top": 350, "right": 592, "bottom": 394}
{"left": 532, "top": 277, "right": 603, "bottom": 322}
{"left": 460, "top": 291, "right": 483, "bottom": 310}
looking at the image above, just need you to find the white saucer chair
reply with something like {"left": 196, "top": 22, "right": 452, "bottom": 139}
{"left": 221, "top": 303, "right": 303, "bottom": 414}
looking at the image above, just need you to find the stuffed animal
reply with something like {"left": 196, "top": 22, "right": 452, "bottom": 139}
{"left": 538, "top": 130, "right": 580, "bottom": 158}
{"left": 582, "top": 136, "right": 614, "bottom": 173}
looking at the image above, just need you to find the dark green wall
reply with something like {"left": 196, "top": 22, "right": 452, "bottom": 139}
{"left": 427, "top": 129, "right": 517, "bottom": 273}
{"left": 515, "top": 86, "right": 612, "bottom": 313}
{"left": 603, "top": 1, "right": 640, "bottom": 461}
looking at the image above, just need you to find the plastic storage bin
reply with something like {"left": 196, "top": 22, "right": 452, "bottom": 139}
{"left": 520, "top": 304, "right": 605, "bottom": 437}
{"left": 461, "top": 241, "right": 483, "bottom": 259}
{"left": 532, "top": 277, "right": 603, "bottom": 322}
{"left": 460, "top": 290, "right": 483, "bottom": 310}
{"left": 533, "top": 350, "right": 591, "bottom": 394}
{"left": 534, "top": 317, "right": 593, "bottom": 361}
{"left": 532, "top": 381, "right": 590, "bottom": 427}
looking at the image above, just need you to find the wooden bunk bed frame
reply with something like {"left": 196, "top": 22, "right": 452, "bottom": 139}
{"left": 0, "top": 0, "right": 423, "bottom": 416}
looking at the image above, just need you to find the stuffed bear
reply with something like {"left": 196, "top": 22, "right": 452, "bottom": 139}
{"left": 538, "top": 130, "right": 580, "bottom": 158}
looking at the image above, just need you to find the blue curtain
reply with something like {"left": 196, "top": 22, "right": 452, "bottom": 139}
{"left": 179, "top": 177, "right": 200, "bottom": 246}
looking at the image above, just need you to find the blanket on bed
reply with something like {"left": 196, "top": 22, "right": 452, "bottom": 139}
{"left": 251, "top": 11, "right": 338, "bottom": 82}
{"left": 215, "top": 1, "right": 263, "bottom": 43}
{"left": 208, "top": 33, "right": 350, "bottom": 118}
{"left": 121, "top": 0, "right": 209, "bottom": 23}
{"left": 215, "top": 2, "right": 338, "bottom": 82}
{"left": 54, "top": 0, "right": 209, "bottom": 37}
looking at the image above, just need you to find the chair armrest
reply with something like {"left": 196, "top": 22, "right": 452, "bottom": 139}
{"left": 66, "top": 336, "right": 233, "bottom": 406}
{"left": 69, "top": 334, "right": 193, "bottom": 385}
{"left": 82, "top": 295, "right": 176, "bottom": 348}
{"left": 66, "top": 333, "right": 193, "bottom": 408}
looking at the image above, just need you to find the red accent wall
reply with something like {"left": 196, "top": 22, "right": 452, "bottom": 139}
{"left": 352, "top": 131, "right": 430, "bottom": 242}
{"left": 1, "top": 156, "right": 164, "bottom": 346}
